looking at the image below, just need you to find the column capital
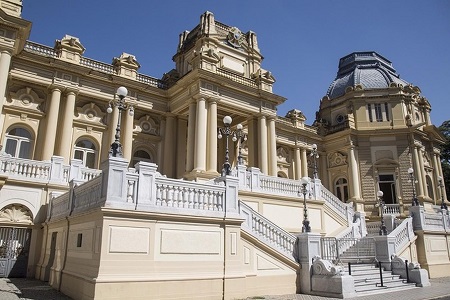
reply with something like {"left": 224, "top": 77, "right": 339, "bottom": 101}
{"left": 206, "top": 95, "right": 220, "bottom": 104}
{"left": 192, "top": 94, "right": 206, "bottom": 101}
{"left": 0, "top": 50, "right": 12, "bottom": 56}
{"left": 64, "top": 87, "right": 79, "bottom": 96}
{"left": 48, "top": 83, "right": 65, "bottom": 93}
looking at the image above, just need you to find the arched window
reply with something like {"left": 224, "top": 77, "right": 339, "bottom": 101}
{"left": 132, "top": 149, "right": 152, "bottom": 167}
{"left": 4, "top": 127, "right": 33, "bottom": 159}
{"left": 335, "top": 178, "right": 349, "bottom": 202}
{"left": 73, "top": 139, "right": 97, "bottom": 168}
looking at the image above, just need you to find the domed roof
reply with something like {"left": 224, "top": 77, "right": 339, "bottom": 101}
{"left": 326, "top": 52, "right": 410, "bottom": 99}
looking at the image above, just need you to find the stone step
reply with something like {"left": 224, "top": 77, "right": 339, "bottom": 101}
{"left": 355, "top": 282, "right": 417, "bottom": 295}
{"left": 341, "top": 263, "right": 418, "bottom": 295}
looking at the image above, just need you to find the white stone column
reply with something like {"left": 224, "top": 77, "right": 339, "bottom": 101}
{"left": 267, "top": 117, "right": 277, "bottom": 176}
{"left": 294, "top": 147, "right": 302, "bottom": 180}
{"left": 122, "top": 108, "right": 134, "bottom": 162}
{"left": 436, "top": 153, "right": 447, "bottom": 201}
{"left": 301, "top": 148, "right": 308, "bottom": 178}
{"left": 413, "top": 146, "right": 425, "bottom": 197}
{"left": 348, "top": 145, "right": 361, "bottom": 200}
{"left": 176, "top": 118, "right": 187, "bottom": 178}
{"left": 258, "top": 115, "right": 268, "bottom": 174}
{"left": 432, "top": 152, "right": 441, "bottom": 203}
{"left": 163, "top": 114, "right": 176, "bottom": 177}
{"left": 0, "top": 51, "right": 12, "bottom": 131}
{"left": 207, "top": 98, "right": 218, "bottom": 172}
{"left": 41, "top": 86, "right": 62, "bottom": 161}
{"left": 417, "top": 147, "right": 428, "bottom": 198}
{"left": 185, "top": 101, "right": 196, "bottom": 172}
{"left": 194, "top": 97, "right": 207, "bottom": 171}
{"left": 56, "top": 90, "right": 77, "bottom": 163}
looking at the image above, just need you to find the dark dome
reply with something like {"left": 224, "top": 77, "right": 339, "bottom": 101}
{"left": 326, "top": 52, "right": 410, "bottom": 99}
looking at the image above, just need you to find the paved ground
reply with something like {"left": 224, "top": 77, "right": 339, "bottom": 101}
{"left": 0, "top": 277, "right": 449, "bottom": 299}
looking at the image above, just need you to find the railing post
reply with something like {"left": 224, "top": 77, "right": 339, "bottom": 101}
{"left": 296, "top": 232, "right": 322, "bottom": 294}
{"left": 354, "top": 211, "right": 367, "bottom": 237}
{"left": 405, "top": 260, "right": 410, "bottom": 283}
{"left": 409, "top": 205, "right": 425, "bottom": 231}
{"left": 236, "top": 164, "right": 247, "bottom": 189}
{"left": 134, "top": 162, "right": 158, "bottom": 209}
{"left": 224, "top": 175, "right": 239, "bottom": 217}
{"left": 69, "top": 159, "right": 84, "bottom": 183}
{"left": 49, "top": 156, "right": 65, "bottom": 183}
{"left": 100, "top": 157, "right": 129, "bottom": 204}
{"left": 348, "top": 262, "right": 352, "bottom": 275}
{"left": 374, "top": 235, "right": 396, "bottom": 271}
{"left": 248, "top": 167, "right": 261, "bottom": 192}
{"left": 377, "top": 263, "right": 385, "bottom": 287}
{"left": 311, "top": 178, "right": 322, "bottom": 200}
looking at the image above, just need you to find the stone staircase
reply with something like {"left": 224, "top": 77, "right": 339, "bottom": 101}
{"left": 337, "top": 237, "right": 376, "bottom": 264}
{"left": 345, "top": 263, "right": 418, "bottom": 295}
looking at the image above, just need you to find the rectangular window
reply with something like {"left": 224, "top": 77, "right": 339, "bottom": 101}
{"left": 374, "top": 104, "right": 383, "bottom": 122}
{"left": 19, "top": 141, "right": 31, "bottom": 159}
{"left": 367, "top": 104, "right": 373, "bottom": 122}
{"left": 5, "top": 139, "right": 17, "bottom": 157}
{"left": 384, "top": 103, "right": 390, "bottom": 121}
{"left": 77, "top": 233, "right": 82, "bottom": 247}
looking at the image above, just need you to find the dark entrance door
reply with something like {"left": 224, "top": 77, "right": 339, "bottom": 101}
{"left": 0, "top": 227, "right": 31, "bottom": 277}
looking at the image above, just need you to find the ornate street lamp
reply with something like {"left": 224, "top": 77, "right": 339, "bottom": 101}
{"left": 300, "top": 176, "right": 311, "bottom": 233}
{"left": 234, "top": 123, "right": 247, "bottom": 165}
{"left": 310, "top": 143, "right": 319, "bottom": 179}
{"left": 107, "top": 86, "right": 134, "bottom": 158}
{"left": 218, "top": 116, "right": 233, "bottom": 176}
{"left": 438, "top": 176, "right": 448, "bottom": 211}
{"left": 407, "top": 167, "right": 419, "bottom": 206}
{"left": 376, "top": 190, "right": 387, "bottom": 235}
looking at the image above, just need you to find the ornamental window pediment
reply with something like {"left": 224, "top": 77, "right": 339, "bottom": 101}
{"left": 277, "top": 147, "right": 289, "bottom": 163}
{"left": 7, "top": 88, "right": 44, "bottom": 113}
{"left": 0, "top": 204, "right": 33, "bottom": 224}
{"left": 136, "top": 115, "right": 159, "bottom": 135}
{"left": 328, "top": 152, "right": 347, "bottom": 168}
{"left": 75, "top": 103, "right": 105, "bottom": 124}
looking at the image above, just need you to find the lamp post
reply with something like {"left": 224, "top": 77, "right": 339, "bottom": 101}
{"left": 438, "top": 176, "right": 448, "bottom": 211}
{"left": 407, "top": 167, "right": 419, "bottom": 206}
{"left": 300, "top": 176, "right": 311, "bottom": 233}
{"left": 107, "top": 86, "right": 134, "bottom": 158}
{"left": 310, "top": 143, "right": 319, "bottom": 179}
{"left": 376, "top": 190, "right": 387, "bottom": 235}
{"left": 234, "top": 123, "right": 247, "bottom": 165}
{"left": 218, "top": 116, "right": 233, "bottom": 176}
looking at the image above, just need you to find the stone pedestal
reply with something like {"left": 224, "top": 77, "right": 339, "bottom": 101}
{"left": 296, "top": 232, "right": 321, "bottom": 294}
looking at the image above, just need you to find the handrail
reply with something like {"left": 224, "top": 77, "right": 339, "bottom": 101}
{"left": 240, "top": 201, "right": 296, "bottom": 260}
{"left": 388, "top": 217, "right": 415, "bottom": 253}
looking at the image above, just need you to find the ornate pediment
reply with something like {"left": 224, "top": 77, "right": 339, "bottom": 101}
{"left": 136, "top": 115, "right": 159, "bottom": 135}
{"left": 328, "top": 152, "right": 347, "bottom": 168}
{"left": 0, "top": 204, "right": 33, "bottom": 224}
{"left": 75, "top": 103, "right": 105, "bottom": 125}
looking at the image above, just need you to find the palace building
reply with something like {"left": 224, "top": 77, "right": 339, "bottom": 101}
{"left": 0, "top": 1, "right": 448, "bottom": 299}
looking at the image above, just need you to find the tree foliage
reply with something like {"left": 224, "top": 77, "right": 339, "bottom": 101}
{"left": 438, "top": 120, "right": 450, "bottom": 197}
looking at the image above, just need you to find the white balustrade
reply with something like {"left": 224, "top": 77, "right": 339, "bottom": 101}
{"left": 0, "top": 154, "right": 51, "bottom": 181}
{"left": 155, "top": 178, "right": 225, "bottom": 212}
{"left": 240, "top": 201, "right": 296, "bottom": 258}
{"left": 384, "top": 204, "right": 400, "bottom": 215}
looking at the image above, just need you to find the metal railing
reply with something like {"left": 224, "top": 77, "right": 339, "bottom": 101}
{"left": 321, "top": 237, "right": 375, "bottom": 262}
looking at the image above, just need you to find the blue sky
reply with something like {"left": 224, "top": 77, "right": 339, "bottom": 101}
{"left": 22, "top": 1, "right": 450, "bottom": 127}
